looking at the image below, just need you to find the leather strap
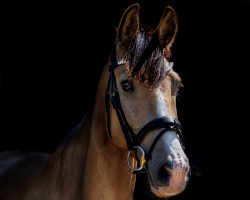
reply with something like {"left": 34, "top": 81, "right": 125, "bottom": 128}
{"left": 134, "top": 116, "right": 182, "bottom": 146}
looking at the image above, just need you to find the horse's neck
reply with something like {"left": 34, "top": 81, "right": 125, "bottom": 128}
{"left": 82, "top": 140, "right": 135, "bottom": 200}
{"left": 24, "top": 110, "right": 93, "bottom": 200}
{"left": 81, "top": 73, "right": 136, "bottom": 200}
{"left": 26, "top": 70, "right": 136, "bottom": 200}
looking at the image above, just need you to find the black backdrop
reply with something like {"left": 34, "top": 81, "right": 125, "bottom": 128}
{"left": 1, "top": 0, "right": 250, "bottom": 199}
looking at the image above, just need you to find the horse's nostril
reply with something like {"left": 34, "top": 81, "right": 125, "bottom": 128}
{"left": 158, "top": 163, "right": 172, "bottom": 185}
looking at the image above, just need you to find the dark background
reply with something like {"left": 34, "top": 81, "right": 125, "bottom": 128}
{"left": 1, "top": 0, "right": 250, "bottom": 199}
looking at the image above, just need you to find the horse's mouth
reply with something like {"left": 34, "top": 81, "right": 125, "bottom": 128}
{"left": 147, "top": 171, "right": 172, "bottom": 198}
{"left": 147, "top": 168, "right": 188, "bottom": 198}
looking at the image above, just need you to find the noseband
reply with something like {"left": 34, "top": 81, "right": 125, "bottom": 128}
{"left": 105, "top": 46, "right": 183, "bottom": 174}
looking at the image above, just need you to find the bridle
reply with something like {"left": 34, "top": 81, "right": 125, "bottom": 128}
{"left": 105, "top": 45, "right": 183, "bottom": 174}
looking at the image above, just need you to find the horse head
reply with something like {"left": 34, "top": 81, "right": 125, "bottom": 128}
{"left": 104, "top": 4, "right": 190, "bottom": 198}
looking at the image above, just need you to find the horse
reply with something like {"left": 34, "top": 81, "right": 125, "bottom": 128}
{"left": 0, "top": 3, "right": 190, "bottom": 200}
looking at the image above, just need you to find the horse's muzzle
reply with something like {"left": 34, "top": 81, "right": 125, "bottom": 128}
{"left": 148, "top": 161, "right": 190, "bottom": 197}
{"left": 146, "top": 131, "right": 190, "bottom": 197}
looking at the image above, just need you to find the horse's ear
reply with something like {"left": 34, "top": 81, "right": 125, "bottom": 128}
{"left": 117, "top": 3, "right": 140, "bottom": 47}
{"left": 157, "top": 6, "right": 178, "bottom": 49}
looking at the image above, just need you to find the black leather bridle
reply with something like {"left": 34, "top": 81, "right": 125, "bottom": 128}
{"left": 105, "top": 46, "right": 183, "bottom": 174}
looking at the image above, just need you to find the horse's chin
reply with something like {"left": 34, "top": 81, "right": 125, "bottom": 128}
{"left": 150, "top": 184, "right": 186, "bottom": 198}
{"left": 150, "top": 186, "right": 173, "bottom": 198}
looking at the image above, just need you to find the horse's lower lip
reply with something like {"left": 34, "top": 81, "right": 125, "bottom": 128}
{"left": 150, "top": 186, "right": 173, "bottom": 197}
{"left": 149, "top": 184, "right": 184, "bottom": 198}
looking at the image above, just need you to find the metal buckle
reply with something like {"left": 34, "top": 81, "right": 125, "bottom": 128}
{"left": 105, "top": 91, "right": 115, "bottom": 97}
{"left": 127, "top": 146, "right": 146, "bottom": 171}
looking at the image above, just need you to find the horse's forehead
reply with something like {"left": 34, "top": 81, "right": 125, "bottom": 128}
{"left": 115, "top": 57, "right": 176, "bottom": 81}
{"left": 117, "top": 67, "right": 180, "bottom": 82}
{"left": 115, "top": 66, "right": 179, "bottom": 93}
{"left": 116, "top": 66, "right": 129, "bottom": 80}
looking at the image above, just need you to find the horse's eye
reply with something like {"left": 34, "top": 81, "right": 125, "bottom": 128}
{"left": 121, "top": 80, "right": 133, "bottom": 92}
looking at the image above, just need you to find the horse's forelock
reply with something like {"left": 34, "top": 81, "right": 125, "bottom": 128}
{"left": 123, "top": 25, "right": 171, "bottom": 88}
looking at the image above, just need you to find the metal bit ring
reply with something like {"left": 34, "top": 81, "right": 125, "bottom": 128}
{"left": 127, "top": 146, "right": 146, "bottom": 171}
